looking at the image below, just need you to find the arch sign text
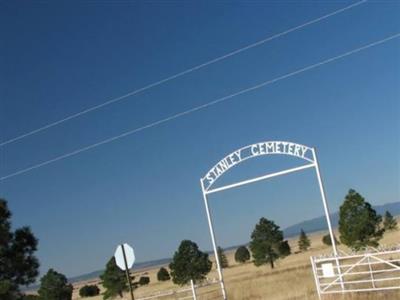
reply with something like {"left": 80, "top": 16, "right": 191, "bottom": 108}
{"left": 202, "top": 141, "right": 313, "bottom": 191}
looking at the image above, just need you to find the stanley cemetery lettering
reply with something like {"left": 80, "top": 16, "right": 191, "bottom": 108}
{"left": 202, "top": 141, "right": 313, "bottom": 191}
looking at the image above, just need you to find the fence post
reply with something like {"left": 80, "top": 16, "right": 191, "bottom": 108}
{"left": 367, "top": 255, "right": 376, "bottom": 288}
{"left": 190, "top": 279, "right": 197, "bottom": 300}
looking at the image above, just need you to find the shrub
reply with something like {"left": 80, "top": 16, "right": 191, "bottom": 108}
{"left": 217, "top": 247, "right": 229, "bottom": 268}
{"left": 138, "top": 276, "right": 150, "bottom": 286}
{"left": 157, "top": 267, "right": 171, "bottom": 281}
{"left": 234, "top": 246, "right": 250, "bottom": 263}
{"left": 322, "top": 234, "right": 339, "bottom": 246}
{"left": 278, "top": 240, "right": 291, "bottom": 257}
{"left": 79, "top": 284, "right": 100, "bottom": 297}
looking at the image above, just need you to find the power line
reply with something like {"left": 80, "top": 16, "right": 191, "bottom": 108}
{"left": 0, "top": 0, "right": 367, "bottom": 147}
{"left": 1, "top": 32, "right": 399, "bottom": 182}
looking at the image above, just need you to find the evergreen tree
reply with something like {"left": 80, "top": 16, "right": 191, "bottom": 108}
{"left": 100, "top": 257, "right": 127, "bottom": 299}
{"left": 157, "top": 267, "right": 170, "bottom": 281}
{"left": 0, "top": 199, "right": 39, "bottom": 300}
{"left": 217, "top": 246, "right": 229, "bottom": 268}
{"left": 339, "top": 189, "right": 384, "bottom": 250}
{"left": 169, "top": 240, "right": 212, "bottom": 285}
{"left": 298, "top": 229, "right": 311, "bottom": 252}
{"left": 234, "top": 246, "right": 250, "bottom": 264}
{"left": 383, "top": 211, "right": 398, "bottom": 231}
{"left": 38, "top": 269, "right": 73, "bottom": 300}
{"left": 249, "top": 217, "right": 288, "bottom": 268}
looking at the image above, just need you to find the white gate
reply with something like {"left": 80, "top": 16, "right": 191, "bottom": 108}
{"left": 134, "top": 279, "right": 219, "bottom": 300}
{"left": 311, "top": 246, "right": 400, "bottom": 298}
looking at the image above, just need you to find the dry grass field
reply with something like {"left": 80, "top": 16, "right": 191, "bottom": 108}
{"left": 71, "top": 226, "right": 399, "bottom": 300}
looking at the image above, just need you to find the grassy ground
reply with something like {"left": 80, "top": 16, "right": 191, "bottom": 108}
{"left": 71, "top": 226, "right": 400, "bottom": 300}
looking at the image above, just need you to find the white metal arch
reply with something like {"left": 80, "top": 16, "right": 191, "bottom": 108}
{"left": 202, "top": 140, "right": 314, "bottom": 193}
{"left": 200, "top": 141, "right": 343, "bottom": 299}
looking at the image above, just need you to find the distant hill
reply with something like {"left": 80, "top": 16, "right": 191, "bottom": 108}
{"left": 67, "top": 257, "right": 172, "bottom": 284}
{"left": 283, "top": 201, "right": 400, "bottom": 237}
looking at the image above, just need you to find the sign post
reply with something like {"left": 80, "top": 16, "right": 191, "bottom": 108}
{"left": 190, "top": 279, "right": 198, "bottom": 300}
{"left": 114, "top": 243, "right": 135, "bottom": 300}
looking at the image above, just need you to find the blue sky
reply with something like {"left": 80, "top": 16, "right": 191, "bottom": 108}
{"left": 1, "top": 1, "right": 399, "bottom": 278}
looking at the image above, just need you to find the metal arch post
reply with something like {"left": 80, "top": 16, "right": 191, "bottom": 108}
{"left": 312, "top": 148, "right": 345, "bottom": 290}
{"left": 200, "top": 179, "right": 228, "bottom": 300}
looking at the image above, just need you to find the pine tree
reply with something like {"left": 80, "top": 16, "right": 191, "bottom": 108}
{"left": 383, "top": 211, "right": 398, "bottom": 231}
{"left": 217, "top": 246, "right": 229, "bottom": 268}
{"left": 38, "top": 269, "right": 73, "bottom": 300}
{"left": 249, "top": 217, "right": 288, "bottom": 268}
{"left": 298, "top": 229, "right": 311, "bottom": 252}
{"left": 100, "top": 257, "right": 127, "bottom": 299}
{"left": 234, "top": 246, "right": 250, "bottom": 264}
{"left": 339, "top": 189, "right": 384, "bottom": 250}
{"left": 169, "top": 240, "right": 212, "bottom": 285}
{"left": 0, "top": 199, "right": 39, "bottom": 300}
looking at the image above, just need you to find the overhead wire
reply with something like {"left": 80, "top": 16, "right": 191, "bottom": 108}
{"left": 1, "top": 32, "right": 399, "bottom": 181}
{"left": 0, "top": 0, "right": 367, "bottom": 147}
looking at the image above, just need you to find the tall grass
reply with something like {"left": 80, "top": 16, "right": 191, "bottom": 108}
{"left": 72, "top": 226, "right": 400, "bottom": 300}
